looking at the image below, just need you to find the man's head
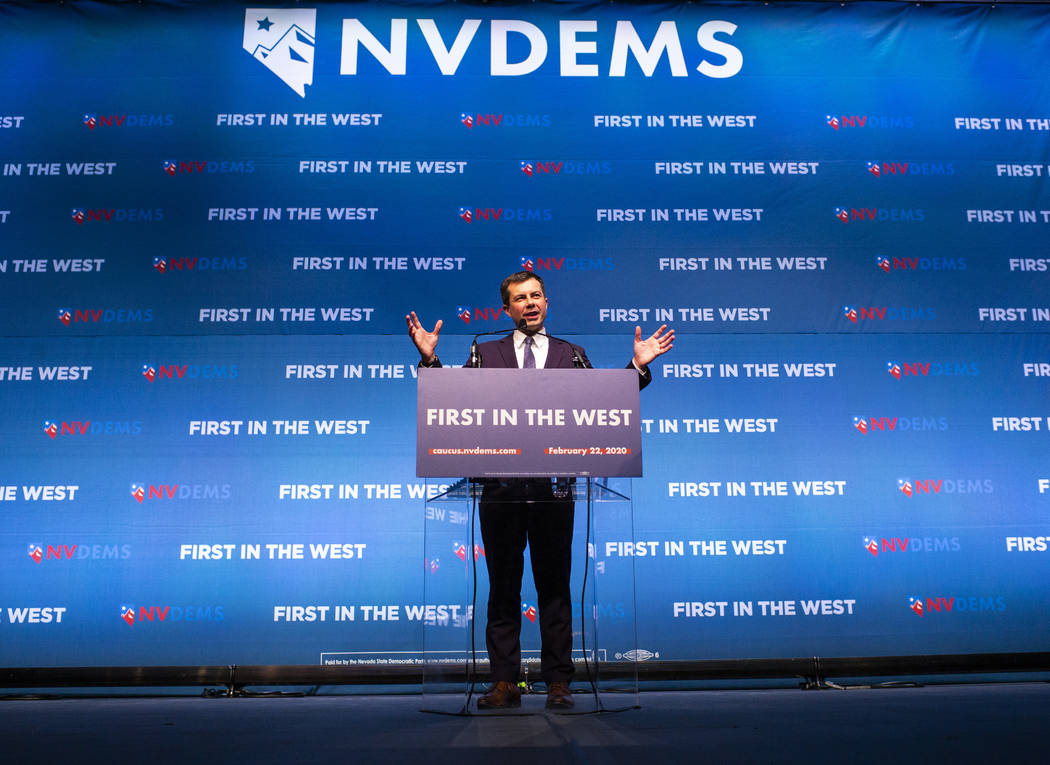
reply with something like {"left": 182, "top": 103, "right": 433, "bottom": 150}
{"left": 500, "top": 271, "right": 548, "bottom": 333}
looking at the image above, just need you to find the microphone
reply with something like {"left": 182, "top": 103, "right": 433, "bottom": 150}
{"left": 469, "top": 319, "right": 527, "bottom": 368}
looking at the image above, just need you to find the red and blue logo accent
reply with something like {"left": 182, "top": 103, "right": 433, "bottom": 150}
{"left": 152, "top": 257, "right": 167, "bottom": 273}
{"left": 458, "top": 206, "right": 473, "bottom": 223}
{"left": 866, "top": 161, "right": 881, "bottom": 177}
{"left": 71, "top": 208, "right": 85, "bottom": 225}
{"left": 853, "top": 416, "right": 868, "bottom": 434}
{"left": 898, "top": 479, "right": 913, "bottom": 497}
{"left": 843, "top": 305, "right": 857, "bottom": 323}
{"left": 43, "top": 420, "right": 58, "bottom": 439}
{"left": 130, "top": 483, "right": 145, "bottom": 503}
{"left": 121, "top": 605, "right": 136, "bottom": 626}
{"left": 456, "top": 306, "right": 471, "bottom": 324}
{"left": 834, "top": 207, "right": 849, "bottom": 223}
{"left": 908, "top": 597, "right": 924, "bottom": 616}
{"left": 825, "top": 115, "right": 840, "bottom": 130}
{"left": 876, "top": 256, "right": 891, "bottom": 273}
{"left": 426, "top": 557, "right": 439, "bottom": 574}
{"left": 452, "top": 541, "right": 467, "bottom": 561}
{"left": 520, "top": 257, "right": 534, "bottom": 272}
{"left": 522, "top": 602, "right": 537, "bottom": 623}
{"left": 83, "top": 113, "right": 97, "bottom": 130}
{"left": 141, "top": 364, "right": 156, "bottom": 383}
{"left": 57, "top": 308, "right": 72, "bottom": 326}
{"left": 520, "top": 161, "right": 534, "bottom": 176}
{"left": 162, "top": 160, "right": 177, "bottom": 177}
{"left": 460, "top": 113, "right": 473, "bottom": 129}
{"left": 864, "top": 537, "right": 878, "bottom": 556}
{"left": 887, "top": 361, "right": 902, "bottom": 379}
{"left": 28, "top": 543, "right": 43, "bottom": 564}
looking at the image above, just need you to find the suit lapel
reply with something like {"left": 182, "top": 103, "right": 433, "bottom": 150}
{"left": 495, "top": 334, "right": 518, "bottom": 368}
{"left": 544, "top": 333, "right": 570, "bottom": 369}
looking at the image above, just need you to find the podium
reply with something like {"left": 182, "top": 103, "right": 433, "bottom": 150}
{"left": 416, "top": 368, "right": 643, "bottom": 714}
{"left": 420, "top": 477, "right": 639, "bottom": 714}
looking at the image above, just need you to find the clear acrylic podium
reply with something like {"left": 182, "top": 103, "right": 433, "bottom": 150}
{"left": 421, "top": 477, "right": 639, "bottom": 714}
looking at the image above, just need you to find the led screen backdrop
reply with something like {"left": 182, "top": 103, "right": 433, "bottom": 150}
{"left": 1, "top": 0, "right": 1048, "bottom": 669}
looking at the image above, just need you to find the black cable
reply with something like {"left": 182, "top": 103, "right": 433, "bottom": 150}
{"left": 464, "top": 482, "right": 480, "bottom": 712}
{"left": 567, "top": 478, "right": 636, "bottom": 715}
{"left": 578, "top": 477, "right": 600, "bottom": 706}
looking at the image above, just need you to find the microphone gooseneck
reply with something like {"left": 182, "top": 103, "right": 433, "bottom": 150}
{"left": 469, "top": 319, "right": 527, "bottom": 367}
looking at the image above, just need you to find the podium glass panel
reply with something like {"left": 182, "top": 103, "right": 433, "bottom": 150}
{"left": 422, "top": 478, "right": 638, "bottom": 714}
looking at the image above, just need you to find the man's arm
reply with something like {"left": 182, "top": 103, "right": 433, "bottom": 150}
{"left": 628, "top": 360, "right": 653, "bottom": 390}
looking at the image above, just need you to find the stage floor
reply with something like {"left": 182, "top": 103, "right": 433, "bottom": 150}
{"left": 2, "top": 683, "right": 1046, "bottom": 763}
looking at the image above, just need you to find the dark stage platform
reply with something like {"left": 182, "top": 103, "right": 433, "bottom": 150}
{"left": 2, "top": 683, "right": 1047, "bottom": 764}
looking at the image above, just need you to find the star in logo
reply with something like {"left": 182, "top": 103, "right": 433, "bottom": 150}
{"left": 243, "top": 9, "right": 316, "bottom": 98}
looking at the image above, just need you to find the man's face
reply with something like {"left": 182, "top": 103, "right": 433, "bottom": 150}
{"left": 503, "top": 278, "right": 548, "bottom": 332}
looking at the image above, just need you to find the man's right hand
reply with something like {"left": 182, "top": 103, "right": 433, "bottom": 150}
{"left": 406, "top": 311, "right": 442, "bottom": 363}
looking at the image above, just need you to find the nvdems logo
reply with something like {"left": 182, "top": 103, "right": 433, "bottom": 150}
{"left": 243, "top": 9, "right": 316, "bottom": 98}
{"left": 120, "top": 604, "right": 224, "bottom": 626}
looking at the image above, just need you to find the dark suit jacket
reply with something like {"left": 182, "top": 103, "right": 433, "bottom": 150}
{"left": 439, "top": 332, "right": 652, "bottom": 389}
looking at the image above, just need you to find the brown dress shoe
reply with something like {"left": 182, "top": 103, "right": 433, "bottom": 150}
{"left": 477, "top": 681, "right": 521, "bottom": 709}
{"left": 545, "top": 681, "right": 574, "bottom": 709}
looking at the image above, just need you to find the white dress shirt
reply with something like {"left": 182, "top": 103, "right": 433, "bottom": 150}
{"left": 513, "top": 329, "right": 549, "bottom": 369}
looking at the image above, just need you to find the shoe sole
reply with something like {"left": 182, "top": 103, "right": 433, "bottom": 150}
{"left": 545, "top": 700, "right": 574, "bottom": 710}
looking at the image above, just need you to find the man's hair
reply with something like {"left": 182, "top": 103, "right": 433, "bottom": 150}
{"left": 500, "top": 271, "right": 545, "bottom": 306}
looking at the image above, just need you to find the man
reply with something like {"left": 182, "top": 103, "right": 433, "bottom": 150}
{"left": 407, "top": 271, "right": 673, "bottom": 710}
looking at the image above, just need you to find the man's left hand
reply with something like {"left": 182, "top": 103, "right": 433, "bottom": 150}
{"left": 633, "top": 324, "right": 675, "bottom": 370}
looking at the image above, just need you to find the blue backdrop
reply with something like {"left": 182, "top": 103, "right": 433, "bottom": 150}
{"left": 1, "top": 0, "right": 1048, "bottom": 668}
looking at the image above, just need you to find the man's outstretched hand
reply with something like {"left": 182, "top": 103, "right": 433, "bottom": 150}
{"left": 406, "top": 311, "right": 442, "bottom": 364}
{"left": 633, "top": 324, "right": 675, "bottom": 370}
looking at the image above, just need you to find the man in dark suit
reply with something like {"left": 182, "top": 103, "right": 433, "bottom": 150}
{"left": 407, "top": 271, "right": 673, "bottom": 710}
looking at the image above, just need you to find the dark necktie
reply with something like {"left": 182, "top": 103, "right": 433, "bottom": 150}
{"left": 522, "top": 335, "right": 536, "bottom": 368}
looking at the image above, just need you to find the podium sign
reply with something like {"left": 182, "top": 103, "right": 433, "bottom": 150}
{"left": 416, "top": 368, "right": 642, "bottom": 477}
